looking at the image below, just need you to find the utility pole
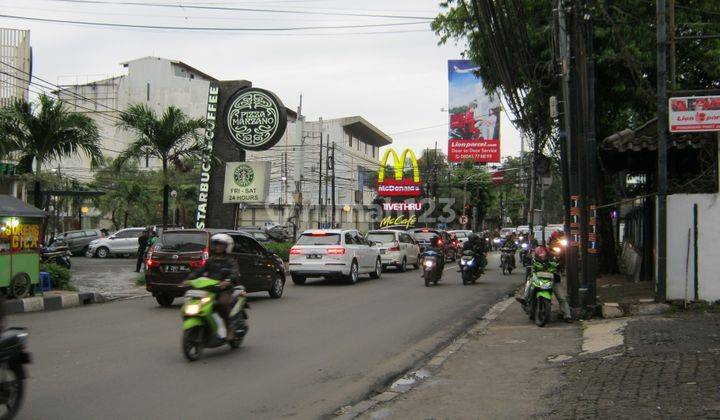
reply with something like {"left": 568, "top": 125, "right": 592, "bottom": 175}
{"left": 317, "top": 117, "right": 323, "bottom": 229}
{"left": 330, "top": 141, "right": 336, "bottom": 228}
{"left": 433, "top": 141, "right": 439, "bottom": 226}
{"left": 656, "top": 0, "right": 668, "bottom": 301}
{"left": 584, "top": 0, "right": 598, "bottom": 305}
{"left": 324, "top": 134, "right": 330, "bottom": 227}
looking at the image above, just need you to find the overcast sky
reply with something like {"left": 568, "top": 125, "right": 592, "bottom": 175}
{"left": 0, "top": 0, "right": 522, "bottom": 161}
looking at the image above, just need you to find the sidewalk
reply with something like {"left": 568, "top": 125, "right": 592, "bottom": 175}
{"left": 358, "top": 300, "right": 582, "bottom": 419}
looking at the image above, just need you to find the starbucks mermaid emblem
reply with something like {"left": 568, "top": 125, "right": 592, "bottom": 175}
{"left": 233, "top": 164, "right": 254, "bottom": 187}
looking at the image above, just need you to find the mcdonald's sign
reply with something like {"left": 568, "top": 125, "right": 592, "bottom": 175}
{"left": 377, "top": 148, "right": 421, "bottom": 197}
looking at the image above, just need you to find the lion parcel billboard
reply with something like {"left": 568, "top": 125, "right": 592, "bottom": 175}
{"left": 448, "top": 59, "right": 501, "bottom": 163}
{"left": 377, "top": 148, "right": 421, "bottom": 197}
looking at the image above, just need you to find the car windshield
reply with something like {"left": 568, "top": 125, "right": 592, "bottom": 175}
{"left": 500, "top": 229, "right": 515, "bottom": 236}
{"left": 366, "top": 232, "right": 396, "bottom": 244}
{"left": 158, "top": 232, "right": 207, "bottom": 252}
{"left": 413, "top": 231, "right": 439, "bottom": 241}
{"left": 296, "top": 233, "right": 341, "bottom": 246}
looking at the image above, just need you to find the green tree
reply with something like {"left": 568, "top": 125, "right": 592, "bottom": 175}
{"left": 0, "top": 94, "right": 102, "bottom": 208}
{"left": 115, "top": 104, "right": 206, "bottom": 227}
{"left": 451, "top": 159, "right": 493, "bottom": 228}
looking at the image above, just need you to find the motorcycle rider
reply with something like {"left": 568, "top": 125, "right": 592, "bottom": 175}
{"left": 462, "top": 233, "right": 487, "bottom": 273}
{"left": 186, "top": 233, "right": 240, "bottom": 341}
{"left": 424, "top": 235, "right": 445, "bottom": 272}
{"left": 517, "top": 246, "right": 572, "bottom": 322}
{"left": 500, "top": 232, "right": 518, "bottom": 270}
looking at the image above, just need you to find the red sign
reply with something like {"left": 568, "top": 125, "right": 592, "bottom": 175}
{"left": 491, "top": 170, "right": 505, "bottom": 184}
{"left": 669, "top": 96, "right": 720, "bottom": 132}
{"left": 448, "top": 139, "right": 500, "bottom": 163}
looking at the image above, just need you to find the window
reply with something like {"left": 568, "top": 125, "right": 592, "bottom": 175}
{"left": 67, "top": 232, "right": 84, "bottom": 239}
{"left": 353, "top": 232, "right": 367, "bottom": 246}
{"left": 367, "top": 232, "right": 396, "bottom": 244}
{"left": 372, "top": 145, "right": 376, "bottom": 158}
{"left": 159, "top": 232, "right": 207, "bottom": 252}
{"left": 401, "top": 234, "right": 415, "bottom": 244}
{"left": 231, "top": 235, "right": 263, "bottom": 254}
{"left": 365, "top": 142, "right": 368, "bottom": 154}
{"left": 344, "top": 232, "right": 355, "bottom": 245}
{"left": 146, "top": 82, "right": 150, "bottom": 101}
{"left": 84, "top": 230, "right": 99, "bottom": 237}
{"left": 297, "top": 233, "right": 340, "bottom": 246}
{"left": 114, "top": 230, "right": 132, "bottom": 239}
{"left": 348, "top": 134, "right": 353, "bottom": 147}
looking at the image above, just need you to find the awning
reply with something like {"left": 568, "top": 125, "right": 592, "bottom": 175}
{"left": 341, "top": 116, "right": 392, "bottom": 147}
{"left": 0, "top": 195, "right": 47, "bottom": 218}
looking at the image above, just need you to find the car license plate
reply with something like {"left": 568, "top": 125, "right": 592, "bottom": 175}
{"left": 307, "top": 254, "right": 322, "bottom": 259}
{"left": 164, "top": 265, "right": 189, "bottom": 272}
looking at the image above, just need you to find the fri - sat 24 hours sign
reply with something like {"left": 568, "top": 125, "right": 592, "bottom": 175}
{"left": 669, "top": 96, "right": 720, "bottom": 133}
{"left": 223, "top": 161, "right": 270, "bottom": 204}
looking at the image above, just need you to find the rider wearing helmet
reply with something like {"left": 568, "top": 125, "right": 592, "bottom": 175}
{"left": 462, "top": 233, "right": 488, "bottom": 272}
{"left": 187, "top": 233, "right": 241, "bottom": 340}
{"left": 426, "top": 235, "right": 446, "bottom": 272}
{"left": 518, "top": 245, "right": 572, "bottom": 322}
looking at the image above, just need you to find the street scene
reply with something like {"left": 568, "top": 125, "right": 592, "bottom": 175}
{"left": 0, "top": 0, "right": 719, "bottom": 419}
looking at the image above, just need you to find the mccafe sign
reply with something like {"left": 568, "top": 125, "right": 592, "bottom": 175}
{"left": 225, "top": 88, "right": 288, "bottom": 151}
{"left": 377, "top": 148, "right": 421, "bottom": 197}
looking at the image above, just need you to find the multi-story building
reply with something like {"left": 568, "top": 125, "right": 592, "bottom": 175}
{"left": 0, "top": 27, "right": 31, "bottom": 200}
{"left": 240, "top": 116, "right": 391, "bottom": 232}
{"left": 56, "top": 56, "right": 218, "bottom": 178}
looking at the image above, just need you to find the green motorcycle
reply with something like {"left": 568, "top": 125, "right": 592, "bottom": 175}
{"left": 181, "top": 277, "right": 249, "bottom": 362}
{"left": 524, "top": 260, "right": 559, "bottom": 327}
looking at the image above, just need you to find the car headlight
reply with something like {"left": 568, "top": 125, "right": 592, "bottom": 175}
{"left": 183, "top": 304, "right": 201, "bottom": 316}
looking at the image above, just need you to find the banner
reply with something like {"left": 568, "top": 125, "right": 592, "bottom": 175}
{"left": 447, "top": 60, "right": 501, "bottom": 163}
{"left": 377, "top": 148, "right": 421, "bottom": 197}
{"left": 669, "top": 96, "right": 720, "bottom": 133}
{"left": 223, "top": 161, "right": 270, "bottom": 203}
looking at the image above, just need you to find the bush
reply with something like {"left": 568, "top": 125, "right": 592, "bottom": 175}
{"left": 264, "top": 242, "right": 293, "bottom": 262}
{"left": 135, "top": 273, "right": 146, "bottom": 286}
{"left": 40, "top": 263, "right": 74, "bottom": 290}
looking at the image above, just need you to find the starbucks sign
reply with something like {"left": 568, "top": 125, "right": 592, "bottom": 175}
{"left": 225, "top": 87, "right": 288, "bottom": 151}
{"left": 223, "top": 161, "right": 270, "bottom": 203}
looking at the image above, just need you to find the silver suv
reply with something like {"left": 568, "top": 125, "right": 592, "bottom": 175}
{"left": 86, "top": 227, "right": 145, "bottom": 258}
{"left": 54, "top": 229, "right": 102, "bottom": 255}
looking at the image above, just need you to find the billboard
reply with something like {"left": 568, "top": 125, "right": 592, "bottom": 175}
{"left": 377, "top": 148, "right": 421, "bottom": 197}
{"left": 447, "top": 59, "right": 501, "bottom": 163}
{"left": 669, "top": 96, "right": 720, "bottom": 133}
{"left": 223, "top": 161, "right": 271, "bottom": 204}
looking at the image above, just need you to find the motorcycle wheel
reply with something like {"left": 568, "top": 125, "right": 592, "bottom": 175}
{"left": 502, "top": 263, "right": 508, "bottom": 275}
{"left": 60, "top": 257, "right": 71, "bottom": 269}
{"left": 182, "top": 326, "right": 204, "bottom": 362}
{"left": 462, "top": 271, "right": 471, "bottom": 285}
{"left": 534, "top": 298, "right": 551, "bottom": 327}
{"left": 0, "top": 363, "right": 24, "bottom": 420}
{"left": 424, "top": 273, "right": 431, "bottom": 287}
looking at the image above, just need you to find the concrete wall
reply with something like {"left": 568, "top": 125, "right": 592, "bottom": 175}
{"left": 665, "top": 193, "right": 720, "bottom": 301}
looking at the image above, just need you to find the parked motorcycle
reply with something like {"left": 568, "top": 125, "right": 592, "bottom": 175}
{"left": 519, "top": 254, "right": 560, "bottom": 327}
{"left": 40, "top": 243, "right": 72, "bottom": 269}
{"left": 421, "top": 250, "right": 443, "bottom": 287}
{"left": 0, "top": 327, "right": 31, "bottom": 419}
{"left": 458, "top": 250, "right": 481, "bottom": 285}
{"left": 500, "top": 249, "right": 516, "bottom": 275}
{"left": 181, "top": 278, "right": 249, "bottom": 362}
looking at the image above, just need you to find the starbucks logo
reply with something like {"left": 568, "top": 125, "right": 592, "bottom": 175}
{"left": 233, "top": 164, "right": 255, "bottom": 187}
{"left": 225, "top": 88, "right": 288, "bottom": 151}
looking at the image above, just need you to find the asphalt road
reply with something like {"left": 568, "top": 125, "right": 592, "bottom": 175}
{"left": 13, "top": 253, "right": 524, "bottom": 420}
{"left": 70, "top": 256, "right": 147, "bottom": 298}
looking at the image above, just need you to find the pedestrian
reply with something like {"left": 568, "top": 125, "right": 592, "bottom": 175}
{"left": 135, "top": 227, "right": 150, "bottom": 272}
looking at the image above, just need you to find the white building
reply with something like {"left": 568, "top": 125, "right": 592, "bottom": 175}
{"left": 0, "top": 27, "right": 31, "bottom": 200}
{"left": 56, "top": 56, "right": 217, "bottom": 178}
{"left": 240, "top": 116, "right": 391, "bottom": 232}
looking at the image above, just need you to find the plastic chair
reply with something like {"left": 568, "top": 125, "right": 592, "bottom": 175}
{"left": 36, "top": 272, "right": 53, "bottom": 292}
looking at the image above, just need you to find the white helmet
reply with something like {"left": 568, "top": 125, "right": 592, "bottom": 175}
{"left": 210, "top": 233, "right": 233, "bottom": 254}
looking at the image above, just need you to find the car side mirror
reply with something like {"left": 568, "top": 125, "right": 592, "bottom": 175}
{"left": 109, "top": 235, "right": 116, "bottom": 240}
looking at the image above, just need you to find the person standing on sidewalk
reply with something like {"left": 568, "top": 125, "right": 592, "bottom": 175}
{"left": 135, "top": 228, "right": 150, "bottom": 272}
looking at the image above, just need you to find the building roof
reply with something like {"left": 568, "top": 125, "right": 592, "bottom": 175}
{"left": 0, "top": 195, "right": 46, "bottom": 218}
{"left": 120, "top": 56, "right": 218, "bottom": 82}
{"left": 339, "top": 116, "right": 392, "bottom": 147}
{"left": 601, "top": 118, "right": 706, "bottom": 152}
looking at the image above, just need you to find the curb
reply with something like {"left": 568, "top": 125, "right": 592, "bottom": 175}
{"left": 5, "top": 292, "right": 107, "bottom": 315}
{"left": 334, "top": 296, "right": 516, "bottom": 419}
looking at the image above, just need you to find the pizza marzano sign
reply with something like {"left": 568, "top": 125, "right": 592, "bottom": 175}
{"left": 225, "top": 88, "right": 288, "bottom": 151}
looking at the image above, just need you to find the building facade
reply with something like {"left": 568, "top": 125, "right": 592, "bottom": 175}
{"left": 56, "top": 56, "right": 217, "bottom": 178}
{"left": 238, "top": 116, "right": 391, "bottom": 232}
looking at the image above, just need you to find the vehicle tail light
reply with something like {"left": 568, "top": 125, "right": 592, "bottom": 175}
{"left": 146, "top": 246, "right": 158, "bottom": 268}
{"left": 437, "top": 239, "right": 444, "bottom": 246}
{"left": 388, "top": 241, "right": 400, "bottom": 252}
{"left": 326, "top": 247, "right": 346, "bottom": 255}
{"left": 290, "top": 247, "right": 302, "bottom": 255}
{"left": 189, "top": 247, "right": 209, "bottom": 269}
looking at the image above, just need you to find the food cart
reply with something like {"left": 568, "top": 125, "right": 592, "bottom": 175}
{"left": 0, "top": 195, "right": 46, "bottom": 298}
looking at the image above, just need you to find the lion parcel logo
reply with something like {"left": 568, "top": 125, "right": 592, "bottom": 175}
{"left": 225, "top": 87, "right": 288, "bottom": 151}
{"left": 377, "top": 148, "right": 421, "bottom": 197}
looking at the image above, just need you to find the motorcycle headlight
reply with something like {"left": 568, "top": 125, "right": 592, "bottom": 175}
{"left": 424, "top": 260, "right": 434, "bottom": 268}
{"left": 459, "top": 259, "right": 466, "bottom": 265}
{"left": 493, "top": 238, "right": 500, "bottom": 243}
{"left": 560, "top": 239, "right": 568, "bottom": 247}
{"left": 183, "top": 304, "right": 201, "bottom": 316}
{"left": 553, "top": 246, "right": 561, "bottom": 253}
{"left": 521, "top": 243, "right": 528, "bottom": 249}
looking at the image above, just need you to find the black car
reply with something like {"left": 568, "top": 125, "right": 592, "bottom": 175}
{"left": 410, "top": 228, "right": 457, "bottom": 262}
{"left": 237, "top": 228, "right": 272, "bottom": 243}
{"left": 145, "top": 229, "right": 286, "bottom": 307}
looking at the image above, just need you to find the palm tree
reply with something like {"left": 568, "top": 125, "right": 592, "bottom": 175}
{"left": 0, "top": 94, "right": 103, "bottom": 208}
{"left": 115, "top": 104, "right": 206, "bottom": 227}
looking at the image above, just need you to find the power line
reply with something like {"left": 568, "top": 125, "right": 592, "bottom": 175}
{"left": 40, "top": 0, "right": 436, "bottom": 20}
{"left": 0, "top": 13, "right": 429, "bottom": 32}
